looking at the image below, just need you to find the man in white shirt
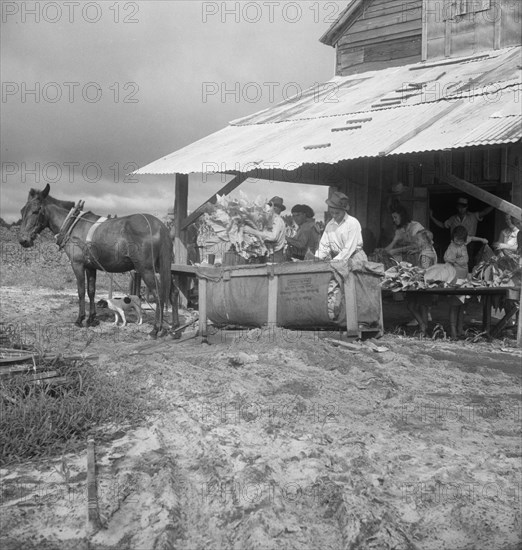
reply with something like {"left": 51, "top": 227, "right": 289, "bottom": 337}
{"left": 315, "top": 191, "right": 366, "bottom": 262}
{"left": 244, "top": 196, "right": 287, "bottom": 263}
{"left": 430, "top": 196, "right": 493, "bottom": 237}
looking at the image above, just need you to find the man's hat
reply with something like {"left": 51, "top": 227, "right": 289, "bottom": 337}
{"left": 456, "top": 197, "right": 469, "bottom": 206}
{"left": 326, "top": 191, "right": 349, "bottom": 211}
{"left": 268, "top": 196, "right": 286, "bottom": 211}
{"left": 390, "top": 182, "right": 406, "bottom": 195}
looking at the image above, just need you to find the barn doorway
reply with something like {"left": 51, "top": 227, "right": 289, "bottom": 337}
{"left": 427, "top": 184, "right": 511, "bottom": 262}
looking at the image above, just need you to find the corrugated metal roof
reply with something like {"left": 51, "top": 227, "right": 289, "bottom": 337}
{"left": 135, "top": 47, "right": 522, "bottom": 175}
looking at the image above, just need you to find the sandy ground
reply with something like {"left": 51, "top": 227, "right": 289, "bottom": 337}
{"left": 0, "top": 286, "right": 521, "bottom": 550}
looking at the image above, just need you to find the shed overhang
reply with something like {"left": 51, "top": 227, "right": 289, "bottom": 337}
{"left": 135, "top": 47, "right": 522, "bottom": 177}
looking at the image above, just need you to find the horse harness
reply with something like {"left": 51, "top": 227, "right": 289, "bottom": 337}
{"left": 54, "top": 205, "right": 161, "bottom": 302}
{"left": 56, "top": 201, "right": 87, "bottom": 249}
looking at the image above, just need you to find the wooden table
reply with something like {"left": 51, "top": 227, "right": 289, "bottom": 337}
{"left": 402, "top": 286, "right": 520, "bottom": 337}
{"left": 171, "top": 264, "right": 197, "bottom": 307}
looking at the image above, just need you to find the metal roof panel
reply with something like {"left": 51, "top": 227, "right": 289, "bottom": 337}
{"left": 135, "top": 47, "right": 522, "bottom": 175}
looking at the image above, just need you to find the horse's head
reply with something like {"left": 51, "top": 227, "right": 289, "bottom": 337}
{"left": 19, "top": 184, "right": 51, "bottom": 248}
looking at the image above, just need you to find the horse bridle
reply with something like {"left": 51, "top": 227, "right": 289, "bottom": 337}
{"left": 23, "top": 199, "right": 48, "bottom": 240}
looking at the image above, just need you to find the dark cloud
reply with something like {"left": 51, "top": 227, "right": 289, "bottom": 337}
{"left": 1, "top": 1, "right": 344, "bottom": 222}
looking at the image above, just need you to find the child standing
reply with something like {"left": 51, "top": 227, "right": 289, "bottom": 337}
{"left": 416, "top": 229, "right": 437, "bottom": 269}
{"left": 443, "top": 226, "right": 487, "bottom": 338}
{"left": 406, "top": 230, "right": 437, "bottom": 334}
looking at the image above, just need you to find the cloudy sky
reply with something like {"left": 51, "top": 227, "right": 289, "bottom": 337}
{"left": 1, "top": 0, "right": 349, "bottom": 223}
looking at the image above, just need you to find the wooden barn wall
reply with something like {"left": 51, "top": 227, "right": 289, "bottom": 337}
{"left": 425, "top": 0, "right": 522, "bottom": 60}
{"left": 331, "top": 144, "right": 521, "bottom": 250}
{"left": 335, "top": 0, "right": 423, "bottom": 76}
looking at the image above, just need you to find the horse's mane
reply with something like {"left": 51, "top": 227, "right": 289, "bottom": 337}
{"left": 45, "top": 194, "right": 75, "bottom": 211}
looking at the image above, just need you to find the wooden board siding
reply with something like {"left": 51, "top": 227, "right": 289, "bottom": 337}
{"left": 335, "top": 0, "right": 422, "bottom": 76}
{"left": 338, "top": 18, "right": 422, "bottom": 47}
{"left": 502, "top": 2, "right": 522, "bottom": 48}
{"left": 425, "top": 0, "right": 522, "bottom": 60}
{"left": 337, "top": 37, "right": 421, "bottom": 75}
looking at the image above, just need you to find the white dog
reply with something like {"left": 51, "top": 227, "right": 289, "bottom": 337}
{"left": 107, "top": 295, "right": 142, "bottom": 326}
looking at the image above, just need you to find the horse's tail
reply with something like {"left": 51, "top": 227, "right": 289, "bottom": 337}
{"left": 159, "top": 226, "right": 172, "bottom": 316}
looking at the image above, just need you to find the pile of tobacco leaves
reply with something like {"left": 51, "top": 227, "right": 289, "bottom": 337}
{"left": 382, "top": 251, "right": 521, "bottom": 292}
{"left": 197, "top": 193, "right": 271, "bottom": 261}
{"left": 472, "top": 251, "right": 521, "bottom": 287}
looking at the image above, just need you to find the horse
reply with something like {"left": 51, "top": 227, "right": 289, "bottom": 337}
{"left": 19, "top": 184, "right": 179, "bottom": 338}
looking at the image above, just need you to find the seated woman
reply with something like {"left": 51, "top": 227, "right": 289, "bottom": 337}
{"left": 385, "top": 205, "right": 424, "bottom": 264}
{"left": 493, "top": 214, "right": 520, "bottom": 256}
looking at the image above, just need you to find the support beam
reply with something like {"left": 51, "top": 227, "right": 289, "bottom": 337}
{"left": 441, "top": 174, "right": 522, "bottom": 220}
{"left": 174, "top": 173, "right": 189, "bottom": 264}
{"left": 181, "top": 172, "right": 250, "bottom": 230}
{"left": 174, "top": 173, "right": 189, "bottom": 307}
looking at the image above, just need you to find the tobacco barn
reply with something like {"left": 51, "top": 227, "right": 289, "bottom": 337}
{"left": 135, "top": 0, "right": 522, "bottom": 337}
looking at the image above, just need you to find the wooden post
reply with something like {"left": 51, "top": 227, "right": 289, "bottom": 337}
{"left": 87, "top": 438, "right": 100, "bottom": 533}
{"left": 267, "top": 268, "right": 278, "bottom": 328}
{"left": 198, "top": 277, "right": 208, "bottom": 344}
{"left": 174, "top": 173, "right": 189, "bottom": 307}
{"left": 343, "top": 271, "right": 360, "bottom": 338}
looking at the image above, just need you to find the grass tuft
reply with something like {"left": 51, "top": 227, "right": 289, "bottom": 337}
{"left": 0, "top": 358, "right": 152, "bottom": 465}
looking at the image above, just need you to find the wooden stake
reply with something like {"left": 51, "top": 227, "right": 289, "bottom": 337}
{"left": 87, "top": 438, "right": 101, "bottom": 533}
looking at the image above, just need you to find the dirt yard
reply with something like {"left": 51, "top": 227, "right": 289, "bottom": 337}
{"left": 0, "top": 284, "right": 521, "bottom": 550}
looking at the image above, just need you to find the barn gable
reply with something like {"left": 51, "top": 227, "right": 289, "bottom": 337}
{"left": 424, "top": 0, "right": 522, "bottom": 60}
{"left": 320, "top": 0, "right": 423, "bottom": 76}
{"left": 322, "top": 0, "right": 522, "bottom": 75}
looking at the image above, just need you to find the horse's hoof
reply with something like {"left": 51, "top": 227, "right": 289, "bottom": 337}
{"left": 75, "top": 321, "right": 83, "bottom": 328}
{"left": 148, "top": 330, "right": 158, "bottom": 340}
{"left": 157, "top": 328, "right": 169, "bottom": 338}
{"left": 87, "top": 319, "right": 99, "bottom": 327}
{"left": 171, "top": 331, "right": 182, "bottom": 340}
